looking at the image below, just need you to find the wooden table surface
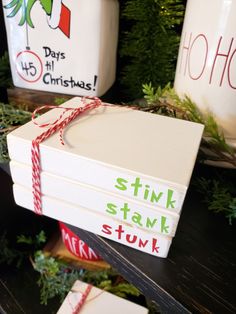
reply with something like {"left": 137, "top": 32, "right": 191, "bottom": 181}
{"left": 0, "top": 165, "right": 61, "bottom": 314}
{"left": 66, "top": 165, "right": 236, "bottom": 314}
{"left": 1, "top": 155, "right": 236, "bottom": 314}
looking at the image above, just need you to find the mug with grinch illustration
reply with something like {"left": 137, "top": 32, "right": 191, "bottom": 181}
{"left": 174, "top": 0, "right": 236, "bottom": 150}
{"left": 3, "top": 0, "right": 119, "bottom": 96}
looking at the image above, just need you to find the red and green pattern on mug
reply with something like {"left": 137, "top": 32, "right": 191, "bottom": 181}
{"left": 59, "top": 222, "right": 102, "bottom": 261}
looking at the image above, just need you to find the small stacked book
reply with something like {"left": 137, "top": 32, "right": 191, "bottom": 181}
{"left": 7, "top": 97, "right": 204, "bottom": 258}
{"left": 56, "top": 280, "right": 148, "bottom": 314}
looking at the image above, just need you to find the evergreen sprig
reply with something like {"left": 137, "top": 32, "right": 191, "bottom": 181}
{"left": 17, "top": 230, "right": 47, "bottom": 246}
{"left": 0, "top": 51, "right": 12, "bottom": 89}
{"left": 0, "top": 232, "right": 24, "bottom": 267}
{"left": 0, "top": 230, "right": 141, "bottom": 305}
{"left": 32, "top": 251, "right": 80, "bottom": 304}
{"left": 82, "top": 268, "right": 140, "bottom": 298}
{"left": 0, "top": 230, "right": 47, "bottom": 268}
{"left": 0, "top": 102, "right": 31, "bottom": 162}
{"left": 194, "top": 177, "right": 236, "bottom": 224}
{"left": 120, "top": 0, "right": 184, "bottom": 99}
{"left": 142, "top": 83, "right": 236, "bottom": 167}
{"left": 31, "top": 251, "right": 140, "bottom": 305}
{"left": 54, "top": 97, "right": 69, "bottom": 105}
{"left": 0, "top": 96, "right": 68, "bottom": 163}
{"left": 142, "top": 83, "right": 236, "bottom": 223}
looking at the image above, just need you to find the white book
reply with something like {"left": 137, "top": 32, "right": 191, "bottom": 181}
{"left": 13, "top": 184, "right": 172, "bottom": 258}
{"left": 57, "top": 280, "right": 148, "bottom": 314}
{"left": 10, "top": 160, "right": 179, "bottom": 237}
{"left": 7, "top": 97, "right": 204, "bottom": 213}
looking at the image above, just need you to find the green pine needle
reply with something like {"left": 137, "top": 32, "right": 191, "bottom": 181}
{"left": 0, "top": 102, "right": 31, "bottom": 163}
{"left": 194, "top": 177, "right": 236, "bottom": 224}
{"left": 142, "top": 82, "right": 236, "bottom": 223}
{"left": 0, "top": 232, "right": 24, "bottom": 267}
{"left": 120, "top": 0, "right": 184, "bottom": 99}
{"left": 17, "top": 230, "right": 46, "bottom": 247}
{"left": 142, "top": 83, "right": 236, "bottom": 167}
{"left": 31, "top": 251, "right": 141, "bottom": 305}
{"left": 0, "top": 52, "right": 12, "bottom": 88}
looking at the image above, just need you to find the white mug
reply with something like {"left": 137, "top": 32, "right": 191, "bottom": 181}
{"left": 3, "top": 0, "right": 119, "bottom": 97}
{"left": 174, "top": 0, "right": 236, "bottom": 147}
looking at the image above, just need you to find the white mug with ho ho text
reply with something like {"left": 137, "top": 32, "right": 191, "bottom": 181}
{"left": 175, "top": 0, "right": 236, "bottom": 150}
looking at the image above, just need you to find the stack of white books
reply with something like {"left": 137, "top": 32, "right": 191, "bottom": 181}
{"left": 7, "top": 97, "right": 204, "bottom": 258}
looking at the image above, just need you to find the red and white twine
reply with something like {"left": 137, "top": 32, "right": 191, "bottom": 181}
{"left": 31, "top": 96, "right": 102, "bottom": 215}
{"left": 70, "top": 284, "right": 93, "bottom": 314}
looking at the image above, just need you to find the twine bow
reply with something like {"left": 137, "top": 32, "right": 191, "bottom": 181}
{"left": 31, "top": 96, "right": 102, "bottom": 215}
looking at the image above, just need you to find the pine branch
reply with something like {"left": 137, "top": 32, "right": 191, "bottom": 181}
{"left": 0, "top": 232, "right": 25, "bottom": 267}
{"left": 194, "top": 177, "right": 236, "bottom": 224}
{"left": 0, "top": 103, "right": 31, "bottom": 163}
{"left": 120, "top": 0, "right": 185, "bottom": 99}
{"left": 0, "top": 51, "right": 12, "bottom": 88}
{"left": 31, "top": 251, "right": 141, "bottom": 305}
{"left": 142, "top": 82, "right": 236, "bottom": 223}
{"left": 142, "top": 83, "right": 236, "bottom": 167}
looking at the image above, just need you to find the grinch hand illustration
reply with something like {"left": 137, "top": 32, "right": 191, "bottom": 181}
{"left": 4, "top": 0, "right": 71, "bottom": 37}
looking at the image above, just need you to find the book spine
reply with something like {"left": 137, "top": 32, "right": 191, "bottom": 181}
{"left": 8, "top": 136, "right": 187, "bottom": 214}
{"left": 13, "top": 184, "right": 172, "bottom": 258}
{"left": 10, "top": 161, "right": 179, "bottom": 237}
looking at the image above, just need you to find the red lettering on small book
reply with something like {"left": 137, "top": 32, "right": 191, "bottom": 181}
{"left": 115, "top": 225, "right": 125, "bottom": 240}
{"left": 126, "top": 234, "right": 137, "bottom": 244}
{"left": 138, "top": 238, "right": 149, "bottom": 248}
{"left": 152, "top": 238, "right": 159, "bottom": 253}
{"left": 101, "top": 224, "right": 163, "bottom": 256}
{"left": 101, "top": 224, "right": 112, "bottom": 235}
